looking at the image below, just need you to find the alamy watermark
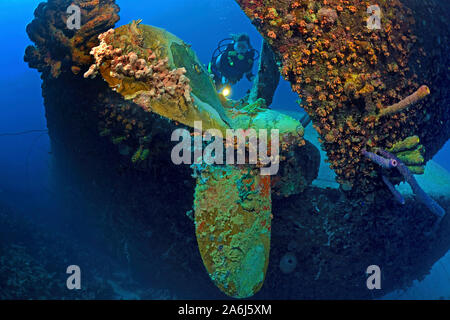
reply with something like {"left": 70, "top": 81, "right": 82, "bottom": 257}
{"left": 66, "top": 265, "right": 81, "bottom": 290}
{"left": 367, "top": 5, "right": 382, "bottom": 30}
{"left": 67, "top": 4, "right": 81, "bottom": 30}
{"left": 171, "top": 121, "right": 280, "bottom": 175}
{"left": 366, "top": 265, "right": 381, "bottom": 290}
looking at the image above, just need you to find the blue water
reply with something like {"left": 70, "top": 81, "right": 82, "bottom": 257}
{"left": 0, "top": 0, "right": 449, "bottom": 300}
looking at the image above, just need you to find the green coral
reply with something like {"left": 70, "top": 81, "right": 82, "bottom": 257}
{"left": 140, "top": 148, "right": 150, "bottom": 161}
{"left": 407, "top": 165, "right": 425, "bottom": 175}
{"left": 304, "top": 13, "right": 317, "bottom": 23}
{"left": 131, "top": 146, "right": 143, "bottom": 163}
{"left": 388, "top": 136, "right": 426, "bottom": 174}
{"left": 388, "top": 136, "right": 421, "bottom": 153}
{"left": 395, "top": 148, "right": 424, "bottom": 166}
{"left": 131, "top": 146, "right": 150, "bottom": 163}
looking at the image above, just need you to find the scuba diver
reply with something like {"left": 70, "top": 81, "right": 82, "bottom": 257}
{"left": 208, "top": 33, "right": 259, "bottom": 94}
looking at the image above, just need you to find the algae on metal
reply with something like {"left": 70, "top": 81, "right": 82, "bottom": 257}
{"left": 97, "top": 21, "right": 233, "bottom": 134}
{"left": 193, "top": 165, "right": 272, "bottom": 298}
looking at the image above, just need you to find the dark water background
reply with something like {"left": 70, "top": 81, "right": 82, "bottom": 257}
{"left": 0, "top": 0, "right": 449, "bottom": 299}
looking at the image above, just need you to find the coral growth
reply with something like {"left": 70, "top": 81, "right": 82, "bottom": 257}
{"left": 25, "top": 0, "right": 120, "bottom": 77}
{"left": 85, "top": 21, "right": 308, "bottom": 164}
{"left": 235, "top": 0, "right": 450, "bottom": 197}
{"left": 22, "top": 0, "right": 450, "bottom": 300}
{"left": 84, "top": 21, "right": 231, "bottom": 134}
{"left": 363, "top": 148, "right": 446, "bottom": 225}
{"left": 81, "top": 22, "right": 314, "bottom": 299}
{"left": 381, "top": 175, "right": 405, "bottom": 205}
{"left": 362, "top": 149, "right": 397, "bottom": 169}
{"left": 378, "top": 85, "right": 430, "bottom": 118}
{"left": 383, "top": 135, "right": 425, "bottom": 174}
{"left": 317, "top": 8, "right": 338, "bottom": 25}
{"left": 84, "top": 28, "right": 192, "bottom": 105}
{"left": 193, "top": 165, "right": 272, "bottom": 298}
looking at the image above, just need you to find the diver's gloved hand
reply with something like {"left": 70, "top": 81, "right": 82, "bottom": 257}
{"left": 246, "top": 72, "right": 255, "bottom": 82}
{"left": 387, "top": 135, "right": 426, "bottom": 175}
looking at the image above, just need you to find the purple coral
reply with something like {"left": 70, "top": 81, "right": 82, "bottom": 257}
{"left": 362, "top": 149, "right": 398, "bottom": 169}
{"left": 381, "top": 175, "right": 405, "bottom": 205}
{"left": 377, "top": 149, "right": 446, "bottom": 220}
{"left": 363, "top": 148, "right": 446, "bottom": 226}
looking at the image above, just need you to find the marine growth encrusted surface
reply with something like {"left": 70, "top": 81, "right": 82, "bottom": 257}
{"left": 22, "top": 0, "right": 450, "bottom": 301}
{"left": 79, "top": 21, "right": 312, "bottom": 298}
{"left": 193, "top": 165, "right": 272, "bottom": 298}
{"left": 25, "top": 0, "right": 120, "bottom": 78}
{"left": 83, "top": 21, "right": 232, "bottom": 134}
{"left": 235, "top": 0, "right": 450, "bottom": 198}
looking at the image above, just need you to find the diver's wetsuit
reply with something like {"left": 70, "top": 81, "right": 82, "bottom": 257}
{"left": 212, "top": 44, "right": 256, "bottom": 89}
